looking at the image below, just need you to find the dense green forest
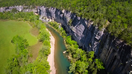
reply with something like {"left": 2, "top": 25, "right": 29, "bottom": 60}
{"left": 0, "top": 0, "right": 132, "bottom": 45}
{"left": 48, "top": 22, "right": 105, "bottom": 74}
{"left": 0, "top": 0, "right": 132, "bottom": 73}
{"left": 0, "top": 11, "right": 51, "bottom": 74}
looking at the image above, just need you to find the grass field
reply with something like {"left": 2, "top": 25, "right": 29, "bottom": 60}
{"left": 0, "top": 20, "right": 38, "bottom": 74}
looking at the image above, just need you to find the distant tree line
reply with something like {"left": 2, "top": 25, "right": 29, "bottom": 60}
{"left": 48, "top": 21, "right": 105, "bottom": 74}
{"left": 0, "top": 0, "right": 132, "bottom": 45}
{"left": 0, "top": 12, "right": 51, "bottom": 74}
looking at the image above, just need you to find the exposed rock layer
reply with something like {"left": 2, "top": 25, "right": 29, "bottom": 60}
{"left": 38, "top": 6, "right": 132, "bottom": 74}
{"left": 0, "top": 6, "right": 132, "bottom": 74}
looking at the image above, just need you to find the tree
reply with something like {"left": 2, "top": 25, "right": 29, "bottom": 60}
{"left": 88, "top": 51, "right": 94, "bottom": 64}
{"left": 95, "top": 59, "right": 104, "bottom": 70}
{"left": 11, "top": 35, "right": 29, "bottom": 54}
{"left": 76, "top": 60, "right": 88, "bottom": 74}
{"left": 32, "top": 60, "right": 50, "bottom": 74}
{"left": 73, "top": 48, "right": 84, "bottom": 60}
{"left": 6, "top": 57, "right": 20, "bottom": 74}
{"left": 68, "top": 63, "right": 76, "bottom": 73}
{"left": 11, "top": 8, "right": 18, "bottom": 13}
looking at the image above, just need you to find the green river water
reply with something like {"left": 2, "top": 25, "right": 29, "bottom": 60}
{"left": 46, "top": 25, "right": 70, "bottom": 74}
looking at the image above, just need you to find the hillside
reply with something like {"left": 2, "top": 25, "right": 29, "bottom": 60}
{"left": 0, "top": 0, "right": 132, "bottom": 46}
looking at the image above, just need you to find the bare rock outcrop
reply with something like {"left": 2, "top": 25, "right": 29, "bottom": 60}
{"left": 38, "top": 6, "right": 132, "bottom": 74}
{"left": 0, "top": 6, "right": 131, "bottom": 74}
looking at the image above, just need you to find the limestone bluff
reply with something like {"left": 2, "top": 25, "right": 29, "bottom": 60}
{"left": 0, "top": 6, "right": 132, "bottom": 74}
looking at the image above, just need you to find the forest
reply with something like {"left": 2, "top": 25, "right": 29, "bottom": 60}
{"left": 0, "top": 11, "right": 51, "bottom": 74}
{"left": 0, "top": 0, "right": 132, "bottom": 73}
{"left": 0, "top": 0, "right": 132, "bottom": 46}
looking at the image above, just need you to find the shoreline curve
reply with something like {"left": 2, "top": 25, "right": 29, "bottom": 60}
{"left": 47, "top": 29, "right": 56, "bottom": 74}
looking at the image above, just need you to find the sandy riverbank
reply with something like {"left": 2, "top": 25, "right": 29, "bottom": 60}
{"left": 47, "top": 29, "right": 56, "bottom": 74}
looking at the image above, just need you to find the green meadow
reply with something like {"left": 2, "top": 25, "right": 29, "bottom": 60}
{"left": 0, "top": 20, "right": 38, "bottom": 74}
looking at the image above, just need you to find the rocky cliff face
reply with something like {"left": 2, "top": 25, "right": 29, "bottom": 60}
{"left": 0, "top": 6, "right": 131, "bottom": 74}
{"left": 38, "top": 6, "right": 132, "bottom": 74}
{"left": 0, "top": 6, "right": 37, "bottom": 12}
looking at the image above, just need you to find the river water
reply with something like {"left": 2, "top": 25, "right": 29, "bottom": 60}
{"left": 46, "top": 25, "right": 70, "bottom": 74}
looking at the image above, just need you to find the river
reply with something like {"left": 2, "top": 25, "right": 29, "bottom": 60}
{"left": 46, "top": 25, "right": 70, "bottom": 74}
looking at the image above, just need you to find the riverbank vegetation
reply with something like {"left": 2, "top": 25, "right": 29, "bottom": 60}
{"left": 0, "top": 11, "right": 50, "bottom": 74}
{"left": 48, "top": 21, "right": 104, "bottom": 74}
{"left": 0, "top": 0, "right": 132, "bottom": 46}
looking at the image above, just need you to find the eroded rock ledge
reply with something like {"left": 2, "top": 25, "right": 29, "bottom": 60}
{"left": 0, "top": 6, "right": 132, "bottom": 74}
